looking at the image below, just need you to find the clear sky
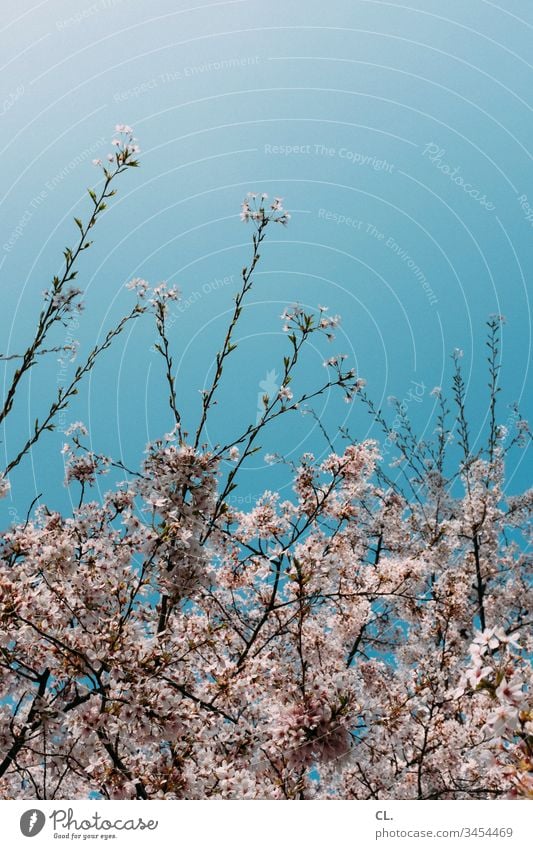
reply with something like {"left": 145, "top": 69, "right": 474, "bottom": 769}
{"left": 1, "top": 0, "right": 531, "bottom": 523}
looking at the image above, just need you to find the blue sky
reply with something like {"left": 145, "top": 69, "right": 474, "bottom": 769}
{"left": 1, "top": 0, "right": 531, "bottom": 521}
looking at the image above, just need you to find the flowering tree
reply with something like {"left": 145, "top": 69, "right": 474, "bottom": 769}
{"left": 0, "top": 131, "right": 531, "bottom": 800}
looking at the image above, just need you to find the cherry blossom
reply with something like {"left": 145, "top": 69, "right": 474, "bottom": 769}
{"left": 0, "top": 155, "right": 530, "bottom": 802}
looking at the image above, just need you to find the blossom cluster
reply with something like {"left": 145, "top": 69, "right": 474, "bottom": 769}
{"left": 240, "top": 192, "right": 291, "bottom": 226}
{"left": 92, "top": 124, "right": 140, "bottom": 169}
{"left": 0, "top": 168, "right": 530, "bottom": 801}
{"left": 0, "top": 429, "right": 530, "bottom": 799}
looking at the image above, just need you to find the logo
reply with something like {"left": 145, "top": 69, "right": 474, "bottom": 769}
{"left": 256, "top": 369, "right": 279, "bottom": 424}
{"left": 20, "top": 809, "right": 46, "bottom": 837}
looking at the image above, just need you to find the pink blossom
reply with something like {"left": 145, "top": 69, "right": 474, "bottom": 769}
{"left": 0, "top": 475, "right": 10, "bottom": 499}
{"left": 278, "top": 386, "right": 293, "bottom": 402}
{"left": 0, "top": 181, "right": 530, "bottom": 803}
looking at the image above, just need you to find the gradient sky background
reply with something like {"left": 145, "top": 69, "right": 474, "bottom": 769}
{"left": 1, "top": 0, "right": 531, "bottom": 523}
